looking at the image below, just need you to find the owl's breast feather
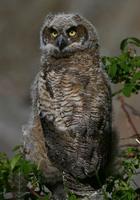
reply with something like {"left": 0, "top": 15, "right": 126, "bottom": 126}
{"left": 38, "top": 69, "right": 91, "bottom": 133}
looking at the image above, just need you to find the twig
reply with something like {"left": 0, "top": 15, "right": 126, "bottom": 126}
{"left": 136, "top": 138, "right": 140, "bottom": 144}
{"left": 124, "top": 102, "right": 140, "bottom": 117}
{"left": 119, "top": 144, "right": 140, "bottom": 148}
{"left": 119, "top": 96, "right": 140, "bottom": 140}
{"left": 29, "top": 188, "right": 44, "bottom": 199}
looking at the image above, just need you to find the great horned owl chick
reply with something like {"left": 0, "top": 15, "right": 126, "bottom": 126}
{"left": 23, "top": 13, "right": 112, "bottom": 199}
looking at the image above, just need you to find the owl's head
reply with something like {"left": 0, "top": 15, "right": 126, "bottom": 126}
{"left": 40, "top": 13, "right": 99, "bottom": 58}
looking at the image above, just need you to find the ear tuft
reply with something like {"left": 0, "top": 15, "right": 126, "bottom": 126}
{"left": 44, "top": 13, "right": 54, "bottom": 23}
{"left": 73, "top": 13, "right": 82, "bottom": 22}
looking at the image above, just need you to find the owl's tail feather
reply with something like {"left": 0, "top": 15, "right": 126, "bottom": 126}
{"left": 63, "top": 172, "right": 103, "bottom": 200}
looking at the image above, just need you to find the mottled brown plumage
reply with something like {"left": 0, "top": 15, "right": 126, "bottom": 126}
{"left": 23, "top": 13, "right": 112, "bottom": 199}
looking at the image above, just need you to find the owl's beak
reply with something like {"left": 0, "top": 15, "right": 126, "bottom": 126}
{"left": 56, "top": 35, "right": 68, "bottom": 50}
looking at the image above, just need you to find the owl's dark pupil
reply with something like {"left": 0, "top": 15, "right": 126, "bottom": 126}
{"left": 70, "top": 31, "right": 74, "bottom": 34}
{"left": 52, "top": 31, "right": 57, "bottom": 34}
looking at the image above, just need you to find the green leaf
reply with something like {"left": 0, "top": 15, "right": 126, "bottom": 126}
{"left": 44, "top": 194, "right": 49, "bottom": 200}
{"left": 20, "top": 160, "right": 34, "bottom": 175}
{"left": 10, "top": 154, "right": 21, "bottom": 171}
{"left": 122, "top": 83, "right": 134, "bottom": 97}
{"left": 108, "top": 64, "right": 117, "bottom": 78}
{"left": 132, "top": 72, "right": 140, "bottom": 82}
{"left": 126, "top": 147, "right": 137, "bottom": 154}
{"left": 68, "top": 194, "right": 79, "bottom": 200}
{"left": 120, "top": 37, "right": 140, "bottom": 52}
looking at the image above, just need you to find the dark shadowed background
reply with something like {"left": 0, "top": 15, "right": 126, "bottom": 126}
{"left": 0, "top": 0, "right": 140, "bottom": 155}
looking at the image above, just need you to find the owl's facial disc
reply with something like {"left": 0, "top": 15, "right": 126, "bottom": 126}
{"left": 41, "top": 24, "right": 88, "bottom": 58}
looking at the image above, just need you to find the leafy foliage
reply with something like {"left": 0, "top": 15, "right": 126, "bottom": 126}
{"left": 102, "top": 37, "right": 140, "bottom": 97}
{"left": 103, "top": 147, "right": 140, "bottom": 200}
{"left": 0, "top": 146, "right": 140, "bottom": 199}
{"left": 0, "top": 146, "right": 49, "bottom": 199}
{"left": 0, "top": 146, "right": 79, "bottom": 199}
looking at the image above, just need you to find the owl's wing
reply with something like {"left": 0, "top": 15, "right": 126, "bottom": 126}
{"left": 23, "top": 73, "right": 68, "bottom": 199}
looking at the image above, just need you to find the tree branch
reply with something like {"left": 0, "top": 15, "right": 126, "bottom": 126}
{"left": 119, "top": 96, "right": 140, "bottom": 140}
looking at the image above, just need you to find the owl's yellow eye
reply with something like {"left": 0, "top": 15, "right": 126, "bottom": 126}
{"left": 68, "top": 30, "right": 77, "bottom": 37}
{"left": 51, "top": 31, "right": 58, "bottom": 38}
